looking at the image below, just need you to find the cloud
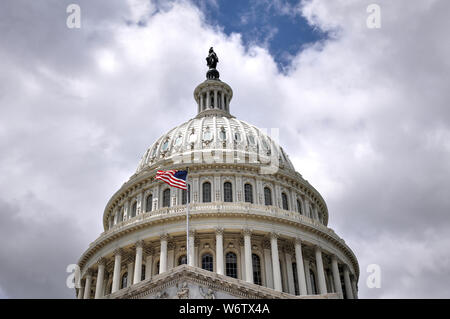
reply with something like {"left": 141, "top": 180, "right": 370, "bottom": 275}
{"left": 0, "top": 0, "right": 449, "bottom": 298}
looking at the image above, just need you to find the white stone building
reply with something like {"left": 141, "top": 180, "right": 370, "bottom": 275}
{"left": 76, "top": 51, "right": 359, "bottom": 299}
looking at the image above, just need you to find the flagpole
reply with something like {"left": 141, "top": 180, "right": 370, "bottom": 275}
{"left": 186, "top": 171, "right": 190, "bottom": 266}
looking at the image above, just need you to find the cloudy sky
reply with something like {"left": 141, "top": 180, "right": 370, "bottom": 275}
{"left": 0, "top": 0, "right": 449, "bottom": 298}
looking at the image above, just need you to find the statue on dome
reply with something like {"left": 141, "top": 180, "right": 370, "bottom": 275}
{"left": 206, "top": 47, "right": 220, "bottom": 80}
{"left": 206, "top": 47, "right": 218, "bottom": 69}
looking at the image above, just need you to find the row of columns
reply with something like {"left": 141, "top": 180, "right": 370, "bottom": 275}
{"left": 79, "top": 231, "right": 357, "bottom": 299}
{"left": 199, "top": 89, "right": 228, "bottom": 112}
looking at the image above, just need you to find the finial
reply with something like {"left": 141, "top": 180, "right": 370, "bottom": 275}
{"left": 206, "top": 47, "right": 220, "bottom": 80}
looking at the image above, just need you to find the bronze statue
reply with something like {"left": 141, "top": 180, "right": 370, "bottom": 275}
{"left": 206, "top": 47, "right": 219, "bottom": 69}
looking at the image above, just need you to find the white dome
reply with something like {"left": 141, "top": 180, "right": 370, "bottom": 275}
{"left": 136, "top": 113, "right": 296, "bottom": 174}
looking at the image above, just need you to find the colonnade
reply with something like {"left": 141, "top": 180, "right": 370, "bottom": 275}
{"left": 77, "top": 229, "right": 358, "bottom": 299}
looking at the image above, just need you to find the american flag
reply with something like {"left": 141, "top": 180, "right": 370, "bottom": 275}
{"left": 155, "top": 170, "right": 188, "bottom": 190}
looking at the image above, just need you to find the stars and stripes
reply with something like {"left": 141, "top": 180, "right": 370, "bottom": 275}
{"left": 155, "top": 170, "right": 188, "bottom": 190}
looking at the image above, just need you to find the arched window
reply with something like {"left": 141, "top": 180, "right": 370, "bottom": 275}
{"left": 131, "top": 202, "right": 137, "bottom": 218}
{"left": 121, "top": 272, "right": 128, "bottom": 289}
{"left": 310, "top": 269, "right": 317, "bottom": 294}
{"left": 202, "top": 182, "right": 211, "bottom": 203}
{"left": 155, "top": 261, "right": 160, "bottom": 275}
{"left": 224, "top": 182, "right": 233, "bottom": 202}
{"left": 244, "top": 183, "right": 253, "bottom": 203}
{"left": 145, "top": 194, "right": 153, "bottom": 212}
{"left": 225, "top": 252, "right": 238, "bottom": 279}
{"left": 264, "top": 187, "right": 272, "bottom": 206}
{"left": 252, "top": 254, "right": 262, "bottom": 285}
{"left": 201, "top": 253, "right": 213, "bottom": 272}
{"left": 162, "top": 189, "right": 170, "bottom": 207}
{"left": 178, "top": 255, "right": 187, "bottom": 265}
{"left": 182, "top": 185, "right": 190, "bottom": 205}
{"left": 297, "top": 199, "right": 302, "bottom": 215}
{"left": 292, "top": 262, "right": 299, "bottom": 295}
{"left": 282, "top": 193, "right": 289, "bottom": 210}
{"left": 141, "top": 265, "right": 146, "bottom": 281}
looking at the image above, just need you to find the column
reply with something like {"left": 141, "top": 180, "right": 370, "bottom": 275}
{"left": 200, "top": 94, "right": 203, "bottom": 112}
{"left": 284, "top": 248, "right": 295, "bottom": 295}
{"left": 331, "top": 255, "right": 343, "bottom": 298}
{"left": 133, "top": 240, "right": 144, "bottom": 285}
{"left": 239, "top": 239, "right": 246, "bottom": 281}
{"left": 145, "top": 247, "right": 153, "bottom": 280}
{"left": 167, "top": 242, "right": 175, "bottom": 270}
{"left": 343, "top": 265, "right": 354, "bottom": 299}
{"left": 215, "top": 228, "right": 224, "bottom": 275}
{"left": 95, "top": 258, "right": 105, "bottom": 299}
{"left": 140, "top": 192, "right": 145, "bottom": 214}
{"left": 243, "top": 229, "right": 253, "bottom": 283}
{"left": 123, "top": 200, "right": 130, "bottom": 220}
{"left": 221, "top": 91, "right": 225, "bottom": 110}
{"left": 214, "top": 90, "right": 218, "bottom": 108}
{"left": 127, "top": 261, "right": 134, "bottom": 287}
{"left": 83, "top": 270, "right": 92, "bottom": 299}
{"left": 351, "top": 276, "right": 358, "bottom": 299}
{"left": 270, "top": 233, "right": 282, "bottom": 292}
{"left": 294, "top": 238, "right": 308, "bottom": 295}
{"left": 159, "top": 234, "right": 168, "bottom": 274}
{"left": 313, "top": 206, "right": 319, "bottom": 220}
{"left": 303, "top": 198, "right": 310, "bottom": 218}
{"left": 111, "top": 248, "right": 122, "bottom": 293}
{"left": 314, "top": 246, "right": 327, "bottom": 294}
{"left": 77, "top": 285, "right": 84, "bottom": 299}
{"left": 304, "top": 259, "right": 312, "bottom": 294}
{"left": 113, "top": 210, "right": 118, "bottom": 225}
{"left": 206, "top": 91, "right": 210, "bottom": 109}
{"left": 263, "top": 240, "right": 273, "bottom": 289}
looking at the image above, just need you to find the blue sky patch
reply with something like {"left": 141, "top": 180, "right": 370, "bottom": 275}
{"left": 192, "top": 0, "right": 328, "bottom": 71}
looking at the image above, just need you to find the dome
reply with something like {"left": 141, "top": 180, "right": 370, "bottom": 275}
{"left": 136, "top": 114, "right": 296, "bottom": 175}
{"left": 76, "top": 48, "right": 359, "bottom": 300}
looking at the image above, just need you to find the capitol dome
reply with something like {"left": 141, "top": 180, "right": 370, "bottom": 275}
{"left": 76, "top": 49, "right": 359, "bottom": 300}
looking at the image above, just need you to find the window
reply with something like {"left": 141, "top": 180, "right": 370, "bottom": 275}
{"left": 282, "top": 193, "right": 289, "bottom": 210}
{"left": 244, "top": 183, "right": 253, "bottom": 203}
{"left": 178, "top": 255, "right": 187, "bottom": 265}
{"left": 141, "top": 265, "right": 146, "bottom": 281}
{"left": 292, "top": 263, "right": 299, "bottom": 295}
{"left": 202, "top": 253, "right": 213, "bottom": 272}
{"left": 297, "top": 199, "right": 302, "bottom": 215}
{"left": 155, "top": 261, "right": 160, "bottom": 275}
{"left": 252, "top": 254, "right": 262, "bottom": 286}
{"left": 226, "top": 252, "right": 238, "bottom": 279}
{"left": 131, "top": 202, "right": 137, "bottom": 218}
{"left": 264, "top": 187, "right": 272, "bottom": 206}
{"left": 310, "top": 269, "right": 317, "bottom": 294}
{"left": 202, "top": 182, "right": 211, "bottom": 203}
{"left": 146, "top": 194, "right": 153, "bottom": 212}
{"left": 121, "top": 272, "right": 128, "bottom": 289}
{"left": 182, "top": 185, "right": 190, "bottom": 205}
{"left": 224, "top": 182, "right": 233, "bottom": 202}
{"left": 162, "top": 189, "right": 170, "bottom": 207}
